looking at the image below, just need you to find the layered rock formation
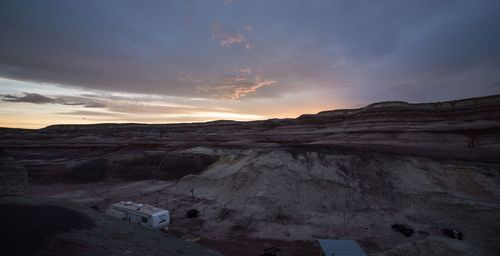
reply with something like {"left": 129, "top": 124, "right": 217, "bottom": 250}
{"left": 1, "top": 94, "right": 498, "bottom": 166}
{"left": 1, "top": 94, "right": 499, "bottom": 255}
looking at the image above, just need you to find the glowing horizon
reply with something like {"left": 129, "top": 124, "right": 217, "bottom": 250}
{"left": 0, "top": 78, "right": 342, "bottom": 129}
{"left": 1, "top": 1, "right": 499, "bottom": 128}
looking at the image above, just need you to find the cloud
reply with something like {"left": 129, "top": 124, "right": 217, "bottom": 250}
{"left": 1, "top": 93, "right": 55, "bottom": 104}
{"left": 230, "top": 77, "right": 277, "bottom": 99}
{"left": 221, "top": 34, "right": 244, "bottom": 47}
{"left": 59, "top": 110, "right": 120, "bottom": 116}
{"left": 243, "top": 25, "right": 252, "bottom": 32}
{"left": 178, "top": 74, "right": 202, "bottom": 84}
{"left": 0, "top": 0, "right": 499, "bottom": 105}
{"left": 78, "top": 102, "right": 107, "bottom": 108}
{"left": 211, "top": 22, "right": 244, "bottom": 47}
{"left": 238, "top": 68, "right": 252, "bottom": 74}
{"left": 245, "top": 42, "right": 256, "bottom": 50}
{"left": 210, "top": 22, "right": 255, "bottom": 49}
{"left": 353, "top": 0, "right": 500, "bottom": 101}
{"left": 197, "top": 73, "right": 277, "bottom": 100}
{"left": 0, "top": 93, "right": 106, "bottom": 108}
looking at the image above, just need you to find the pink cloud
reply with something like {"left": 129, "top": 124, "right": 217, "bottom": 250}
{"left": 221, "top": 34, "right": 245, "bottom": 47}
{"left": 211, "top": 22, "right": 255, "bottom": 50}
{"left": 211, "top": 22, "right": 244, "bottom": 47}
{"left": 197, "top": 71, "right": 277, "bottom": 100}
{"left": 229, "top": 77, "right": 277, "bottom": 99}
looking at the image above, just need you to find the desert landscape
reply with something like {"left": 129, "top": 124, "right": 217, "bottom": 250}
{"left": 2, "top": 1, "right": 500, "bottom": 255}
{"left": 2, "top": 95, "right": 500, "bottom": 255}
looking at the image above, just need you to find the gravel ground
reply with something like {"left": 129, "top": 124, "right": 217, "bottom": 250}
{"left": 0, "top": 196, "right": 222, "bottom": 256}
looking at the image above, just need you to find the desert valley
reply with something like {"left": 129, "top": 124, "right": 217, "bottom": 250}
{"left": 2, "top": 1, "right": 500, "bottom": 255}
{"left": 2, "top": 95, "right": 500, "bottom": 255}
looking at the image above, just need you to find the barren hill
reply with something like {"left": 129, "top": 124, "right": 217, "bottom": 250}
{"left": 1, "top": 95, "right": 500, "bottom": 255}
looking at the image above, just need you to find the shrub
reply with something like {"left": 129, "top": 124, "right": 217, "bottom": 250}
{"left": 186, "top": 209, "right": 199, "bottom": 218}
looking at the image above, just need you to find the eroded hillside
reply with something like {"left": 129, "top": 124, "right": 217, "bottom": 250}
{"left": 1, "top": 95, "right": 500, "bottom": 255}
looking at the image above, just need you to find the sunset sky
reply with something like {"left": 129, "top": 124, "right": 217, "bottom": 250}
{"left": 1, "top": 0, "right": 500, "bottom": 128}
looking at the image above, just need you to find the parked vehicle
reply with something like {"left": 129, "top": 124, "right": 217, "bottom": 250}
{"left": 107, "top": 201, "right": 170, "bottom": 230}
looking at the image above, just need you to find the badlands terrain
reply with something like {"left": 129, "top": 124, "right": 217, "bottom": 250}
{"left": 1, "top": 95, "right": 500, "bottom": 255}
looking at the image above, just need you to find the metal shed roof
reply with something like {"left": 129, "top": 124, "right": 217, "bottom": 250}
{"left": 318, "top": 240, "right": 367, "bottom": 256}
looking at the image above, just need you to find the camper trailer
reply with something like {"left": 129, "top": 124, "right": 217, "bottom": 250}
{"left": 107, "top": 201, "right": 170, "bottom": 230}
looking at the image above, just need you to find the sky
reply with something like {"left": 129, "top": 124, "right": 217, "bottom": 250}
{"left": 1, "top": 0, "right": 500, "bottom": 128}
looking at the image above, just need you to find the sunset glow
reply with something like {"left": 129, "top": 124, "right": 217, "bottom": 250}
{"left": 1, "top": 0, "right": 499, "bottom": 128}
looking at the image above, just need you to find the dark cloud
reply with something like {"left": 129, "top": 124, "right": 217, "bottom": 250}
{"left": 0, "top": 0, "right": 201, "bottom": 96}
{"left": 1, "top": 93, "right": 55, "bottom": 104}
{"left": 0, "top": 0, "right": 499, "bottom": 103}
{"left": 80, "top": 102, "right": 106, "bottom": 108}
{"left": 1, "top": 93, "right": 106, "bottom": 108}
{"left": 356, "top": 1, "right": 500, "bottom": 102}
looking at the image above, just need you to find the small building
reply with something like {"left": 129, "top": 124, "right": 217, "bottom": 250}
{"left": 107, "top": 201, "right": 170, "bottom": 230}
{"left": 318, "top": 240, "right": 367, "bottom": 256}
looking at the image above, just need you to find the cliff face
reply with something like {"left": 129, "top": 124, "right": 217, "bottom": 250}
{"left": 1, "top": 95, "right": 499, "bottom": 165}
{"left": 1, "top": 95, "right": 499, "bottom": 184}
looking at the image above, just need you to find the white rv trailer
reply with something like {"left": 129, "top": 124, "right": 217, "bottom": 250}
{"left": 107, "top": 201, "right": 170, "bottom": 230}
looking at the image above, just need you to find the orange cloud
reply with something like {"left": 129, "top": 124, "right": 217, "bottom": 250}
{"left": 229, "top": 77, "right": 277, "bottom": 99}
{"left": 211, "top": 22, "right": 255, "bottom": 49}
{"left": 197, "top": 74, "right": 277, "bottom": 100}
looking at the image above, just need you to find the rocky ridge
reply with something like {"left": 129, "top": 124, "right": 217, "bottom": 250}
{"left": 1, "top": 94, "right": 500, "bottom": 255}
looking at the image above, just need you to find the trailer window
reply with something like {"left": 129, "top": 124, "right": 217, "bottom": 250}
{"left": 141, "top": 217, "right": 148, "bottom": 223}
{"left": 158, "top": 215, "right": 166, "bottom": 223}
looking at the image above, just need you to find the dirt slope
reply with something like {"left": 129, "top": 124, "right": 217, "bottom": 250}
{"left": 170, "top": 147, "right": 499, "bottom": 255}
{"left": 0, "top": 196, "right": 222, "bottom": 256}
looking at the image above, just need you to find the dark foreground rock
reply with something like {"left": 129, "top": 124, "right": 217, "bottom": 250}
{"left": 0, "top": 151, "right": 29, "bottom": 195}
{"left": 0, "top": 196, "right": 222, "bottom": 256}
{"left": 391, "top": 224, "right": 415, "bottom": 237}
{"left": 0, "top": 203, "right": 95, "bottom": 256}
{"left": 443, "top": 228, "right": 464, "bottom": 240}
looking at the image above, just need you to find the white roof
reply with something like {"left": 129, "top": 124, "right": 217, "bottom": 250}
{"left": 110, "top": 201, "right": 167, "bottom": 216}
